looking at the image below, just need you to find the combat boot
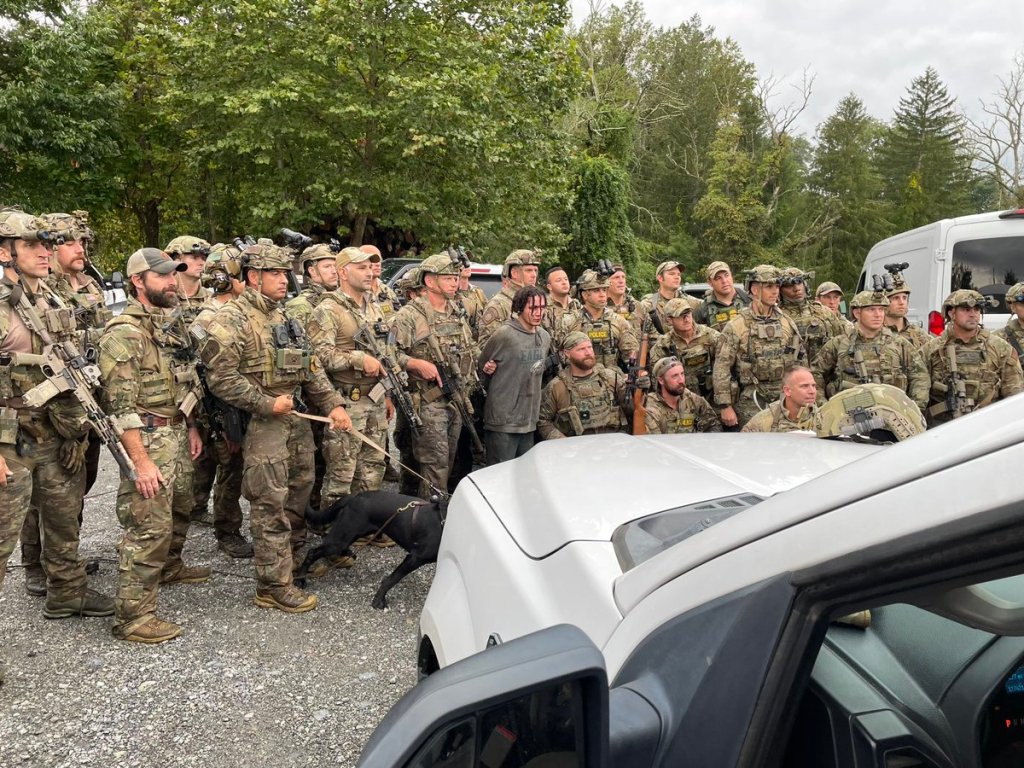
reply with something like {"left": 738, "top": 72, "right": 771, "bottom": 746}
{"left": 254, "top": 585, "right": 318, "bottom": 613}
{"left": 119, "top": 617, "right": 181, "bottom": 645}
{"left": 217, "top": 533, "right": 254, "bottom": 559}
{"left": 370, "top": 534, "right": 396, "bottom": 549}
{"left": 24, "top": 565, "right": 46, "bottom": 597}
{"left": 160, "top": 564, "right": 212, "bottom": 585}
{"left": 43, "top": 588, "right": 115, "bottom": 619}
{"left": 307, "top": 553, "right": 356, "bottom": 578}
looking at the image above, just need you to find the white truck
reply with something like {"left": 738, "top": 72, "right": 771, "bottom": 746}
{"left": 858, "top": 208, "right": 1024, "bottom": 334}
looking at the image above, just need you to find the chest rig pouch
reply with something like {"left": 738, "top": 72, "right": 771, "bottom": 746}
{"left": 44, "top": 306, "right": 77, "bottom": 341}
{"left": 271, "top": 319, "right": 312, "bottom": 374}
{"left": 747, "top": 319, "right": 789, "bottom": 383}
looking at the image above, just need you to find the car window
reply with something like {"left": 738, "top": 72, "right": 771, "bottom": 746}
{"left": 472, "top": 275, "right": 502, "bottom": 299}
{"left": 950, "top": 235, "right": 1024, "bottom": 312}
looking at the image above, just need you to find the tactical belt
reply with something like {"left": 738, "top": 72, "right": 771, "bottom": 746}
{"left": 413, "top": 383, "right": 446, "bottom": 403}
{"left": 141, "top": 413, "right": 185, "bottom": 430}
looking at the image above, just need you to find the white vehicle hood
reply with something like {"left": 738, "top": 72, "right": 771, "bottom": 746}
{"left": 466, "top": 433, "right": 877, "bottom": 559}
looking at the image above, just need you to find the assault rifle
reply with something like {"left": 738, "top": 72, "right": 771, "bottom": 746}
{"left": 9, "top": 288, "right": 137, "bottom": 479}
{"left": 425, "top": 334, "right": 483, "bottom": 453}
{"left": 628, "top": 314, "right": 654, "bottom": 435}
{"left": 354, "top": 323, "right": 422, "bottom": 434}
{"left": 943, "top": 345, "right": 972, "bottom": 418}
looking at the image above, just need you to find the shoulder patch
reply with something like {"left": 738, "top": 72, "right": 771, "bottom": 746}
{"left": 98, "top": 328, "right": 138, "bottom": 363}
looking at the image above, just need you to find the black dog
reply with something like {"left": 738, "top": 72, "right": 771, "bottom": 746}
{"left": 296, "top": 491, "right": 446, "bottom": 609}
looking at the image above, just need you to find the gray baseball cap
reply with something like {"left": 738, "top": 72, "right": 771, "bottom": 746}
{"left": 126, "top": 248, "right": 188, "bottom": 277}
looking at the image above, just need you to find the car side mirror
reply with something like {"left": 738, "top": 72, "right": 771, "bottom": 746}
{"left": 357, "top": 624, "right": 609, "bottom": 768}
{"left": 108, "top": 270, "right": 125, "bottom": 290}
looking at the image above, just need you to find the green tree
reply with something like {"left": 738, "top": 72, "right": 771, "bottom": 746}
{"left": 877, "top": 67, "right": 975, "bottom": 229}
{"left": 563, "top": 154, "right": 634, "bottom": 277}
{"left": 810, "top": 94, "right": 892, "bottom": 289}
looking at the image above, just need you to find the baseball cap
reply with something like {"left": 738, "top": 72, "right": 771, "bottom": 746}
{"left": 652, "top": 356, "right": 683, "bottom": 379}
{"left": 705, "top": 260, "right": 730, "bottom": 281}
{"left": 656, "top": 261, "right": 682, "bottom": 277}
{"left": 336, "top": 246, "right": 379, "bottom": 268}
{"left": 816, "top": 281, "right": 843, "bottom": 297}
{"left": 126, "top": 248, "right": 188, "bottom": 277}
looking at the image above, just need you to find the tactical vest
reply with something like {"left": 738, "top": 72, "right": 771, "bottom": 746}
{"left": 735, "top": 310, "right": 802, "bottom": 395}
{"left": 50, "top": 274, "right": 113, "bottom": 331}
{"left": 0, "top": 281, "right": 80, "bottom": 401}
{"left": 648, "top": 391, "right": 703, "bottom": 434}
{"left": 375, "top": 283, "right": 402, "bottom": 320}
{"left": 236, "top": 292, "right": 314, "bottom": 392}
{"left": 782, "top": 302, "right": 830, "bottom": 361}
{"left": 928, "top": 332, "right": 1007, "bottom": 415}
{"left": 572, "top": 310, "right": 622, "bottom": 370}
{"left": 834, "top": 331, "right": 909, "bottom": 394}
{"left": 317, "top": 292, "right": 389, "bottom": 390}
{"left": 104, "top": 307, "right": 200, "bottom": 414}
{"left": 406, "top": 300, "right": 477, "bottom": 384}
{"left": 659, "top": 332, "right": 716, "bottom": 396}
{"left": 552, "top": 368, "right": 623, "bottom": 435}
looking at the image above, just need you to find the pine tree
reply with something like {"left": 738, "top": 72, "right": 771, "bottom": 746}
{"left": 877, "top": 67, "right": 974, "bottom": 229}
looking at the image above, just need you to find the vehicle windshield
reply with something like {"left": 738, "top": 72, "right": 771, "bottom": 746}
{"left": 381, "top": 258, "right": 420, "bottom": 282}
{"left": 950, "top": 235, "right": 1024, "bottom": 313}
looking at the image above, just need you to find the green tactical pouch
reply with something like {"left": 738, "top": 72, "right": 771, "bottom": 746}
{"left": 44, "top": 307, "right": 76, "bottom": 336}
{"left": 0, "top": 360, "right": 13, "bottom": 400}
{"left": 0, "top": 407, "right": 18, "bottom": 444}
{"left": 275, "top": 348, "right": 309, "bottom": 372}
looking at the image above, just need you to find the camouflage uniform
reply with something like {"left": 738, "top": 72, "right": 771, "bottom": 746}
{"left": 922, "top": 291, "right": 1023, "bottom": 426}
{"left": 560, "top": 306, "right": 639, "bottom": 371}
{"left": 457, "top": 284, "right": 488, "bottom": 338}
{"left": 307, "top": 288, "right": 393, "bottom": 505}
{"left": 19, "top": 213, "right": 111, "bottom": 587}
{"left": 650, "top": 324, "right": 721, "bottom": 399}
{"left": 391, "top": 261, "right": 479, "bottom": 496}
{"left": 478, "top": 285, "right": 516, "bottom": 347}
{"left": 100, "top": 284, "right": 207, "bottom": 635}
{"left": 695, "top": 293, "right": 749, "bottom": 331}
{"left": 374, "top": 279, "right": 403, "bottom": 325}
{"left": 741, "top": 401, "right": 815, "bottom": 433}
{"left": 813, "top": 326, "right": 929, "bottom": 409}
{"left": 997, "top": 317, "right": 1024, "bottom": 360}
{"left": 892, "top": 321, "right": 931, "bottom": 351}
{"left": 201, "top": 271, "right": 345, "bottom": 592}
{"left": 779, "top": 293, "right": 845, "bottom": 366}
{"left": 190, "top": 294, "right": 246, "bottom": 546}
{"left": 0, "top": 270, "right": 95, "bottom": 609}
{"left": 478, "top": 249, "right": 539, "bottom": 346}
{"left": 537, "top": 365, "right": 627, "bottom": 439}
{"left": 996, "top": 282, "right": 1024, "bottom": 360}
{"left": 637, "top": 291, "right": 698, "bottom": 338}
{"left": 285, "top": 282, "right": 330, "bottom": 327}
{"left": 644, "top": 389, "right": 721, "bottom": 434}
{"left": 542, "top": 297, "right": 580, "bottom": 344}
{"left": 713, "top": 305, "right": 805, "bottom": 427}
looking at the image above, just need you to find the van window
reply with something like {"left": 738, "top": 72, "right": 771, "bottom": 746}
{"left": 950, "top": 235, "right": 1024, "bottom": 312}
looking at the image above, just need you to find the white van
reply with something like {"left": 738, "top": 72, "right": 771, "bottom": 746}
{"left": 858, "top": 209, "right": 1024, "bottom": 335}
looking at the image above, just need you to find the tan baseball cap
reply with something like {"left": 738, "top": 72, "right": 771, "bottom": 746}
{"left": 126, "top": 248, "right": 188, "bottom": 277}
{"left": 816, "top": 281, "right": 843, "bottom": 297}
{"left": 336, "top": 246, "right": 379, "bottom": 268}
{"left": 656, "top": 261, "right": 682, "bottom": 277}
{"left": 705, "top": 260, "right": 730, "bottom": 281}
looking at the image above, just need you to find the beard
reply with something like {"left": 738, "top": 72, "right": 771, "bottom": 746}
{"left": 145, "top": 285, "right": 179, "bottom": 309}
{"left": 573, "top": 355, "right": 597, "bottom": 372}
{"left": 664, "top": 381, "right": 687, "bottom": 397}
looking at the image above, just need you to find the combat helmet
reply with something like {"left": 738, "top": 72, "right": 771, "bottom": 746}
{"left": 201, "top": 243, "right": 243, "bottom": 293}
{"left": 941, "top": 289, "right": 996, "bottom": 318}
{"left": 848, "top": 290, "right": 890, "bottom": 309}
{"left": 40, "top": 211, "right": 94, "bottom": 243}
{"left": 419, "top": 253, "right": 461, "bottom": 276}
{"left": 164, "top": 235, "right": 212, "bottom": 259}
{"left": 0, "top": 207, "right": 48, "bottom": 243}
{"left": 300, "top": 243, "right": 339, "bottom": 274}
{"left": 502, "top": 249, "right": 540, "bottom": 279}
{"left": 779, "top": 266, "right": 812, "bottom": 287}
{"left": 1006, "top": 282, "right": 1024, "bottom": 306}
{"left": 814, "top": 383, "right": 926, "bottom": 443}
{"left": 397, "top": 267, "right": 423, "bottom": 294}
{"left": 743, "top": 264, "right": 782, "bottom": 292}
{"left": 241, "top": 238, "right": 293, "bottom": 271}
{"left": 577, "top": 269, "right": 610, "bottom": 292}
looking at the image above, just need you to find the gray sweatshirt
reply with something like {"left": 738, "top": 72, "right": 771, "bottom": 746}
{"left": 478, "top": 318, "right": 551, "bottom": 433}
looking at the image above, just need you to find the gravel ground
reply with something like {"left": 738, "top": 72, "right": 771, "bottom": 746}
{"left": 0, "top": 452, "right": 430, "bottom": 767}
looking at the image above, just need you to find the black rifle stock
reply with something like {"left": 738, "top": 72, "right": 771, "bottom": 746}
{"left": 354, "top": 325, "right": 422, "bottom": 434}
{"left": 425, "top": 334, "right": 483, "bottom": 453}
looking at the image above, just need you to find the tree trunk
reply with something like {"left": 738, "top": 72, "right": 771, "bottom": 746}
{"left": 350, "top": 213, "right": 368, "bottom": 246}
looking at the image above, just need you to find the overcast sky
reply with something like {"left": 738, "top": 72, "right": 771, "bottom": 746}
{"left": 571, "top": 0, "right": 1022, "bottom": 138}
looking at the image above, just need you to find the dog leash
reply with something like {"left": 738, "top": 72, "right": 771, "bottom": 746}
{"left": 292, "top": 412, "right": 449, "bottom": 499}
